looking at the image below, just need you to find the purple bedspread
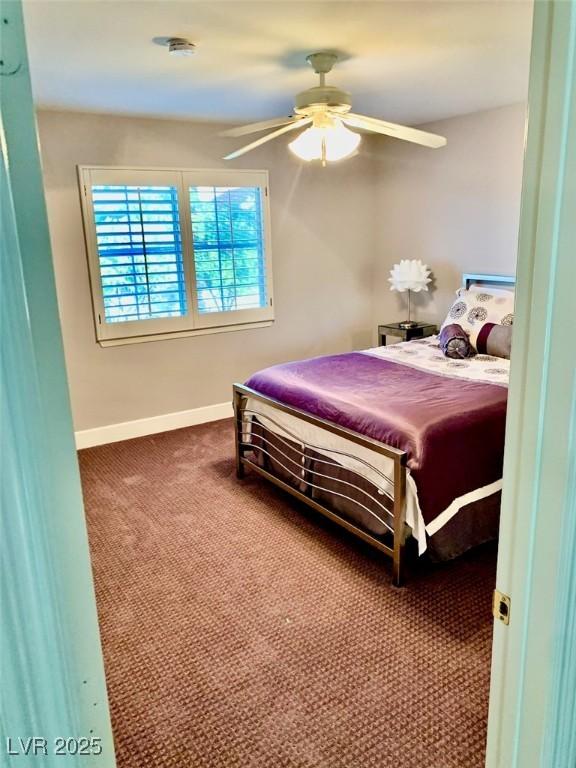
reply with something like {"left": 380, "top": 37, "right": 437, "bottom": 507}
{"left": 245, "top": 353, "right": 507, "bottom": 526}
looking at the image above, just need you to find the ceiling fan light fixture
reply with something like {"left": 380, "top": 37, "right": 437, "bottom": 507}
{"left": 288, "top": 118, "right": 361, "bottom": 164}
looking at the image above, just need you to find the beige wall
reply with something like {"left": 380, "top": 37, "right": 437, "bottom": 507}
{"left": 37, "top": 104, "right": 526, "bottom": 432}
{"left": 37, "top": 110, "right": 378, "bottom": 431}
{"left": 371, "top": 103, "right": 526, "bottom": 330}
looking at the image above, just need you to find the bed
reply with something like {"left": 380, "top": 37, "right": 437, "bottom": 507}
{"left": 233, "top": 273, "right": 514, "bottom": 585}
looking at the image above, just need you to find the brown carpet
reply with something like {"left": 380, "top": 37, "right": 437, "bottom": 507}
{"left": 79, "top": 419, "right": 496, "bottom": 768}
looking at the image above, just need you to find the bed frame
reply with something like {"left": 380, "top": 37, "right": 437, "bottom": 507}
{"left": 234, "top": 272, "right": 514, "bottom": 587}
{"left": 233, "top": 385, "right": 408, "bottom": 585}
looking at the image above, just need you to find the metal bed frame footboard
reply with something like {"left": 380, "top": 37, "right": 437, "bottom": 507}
{"left": 233, "top": 384, "right": 408, "bottom": 586}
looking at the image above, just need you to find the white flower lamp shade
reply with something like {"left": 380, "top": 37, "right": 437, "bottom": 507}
{"left": 388, "top": 259, "right": 432, "bottom": 328}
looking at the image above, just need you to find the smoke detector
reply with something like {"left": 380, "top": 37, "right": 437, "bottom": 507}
{"left": 166, "top": 38, "right": 196, "bottom": 57}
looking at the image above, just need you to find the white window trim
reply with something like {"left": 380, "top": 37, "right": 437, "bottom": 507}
{"left": 78, "top": 165, "right": 275, "bottom": 345}
{"left": 97, "top": 319, "right": 274, "bottom": 347}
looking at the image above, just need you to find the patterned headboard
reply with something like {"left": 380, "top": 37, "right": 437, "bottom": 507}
{"left": 462, "top": 273, "right": 516, "bottom": 291}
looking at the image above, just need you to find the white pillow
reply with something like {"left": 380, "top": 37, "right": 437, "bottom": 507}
{"left": 441, "top": 287, "right": 515, "bottom": 346}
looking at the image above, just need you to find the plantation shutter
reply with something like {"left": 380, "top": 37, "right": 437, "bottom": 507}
{"left": 82, "top": 169, "right": 192, "bottom": 340}
{"left": 184, "top": 170, "right": 274, "bottom": 328}
{"left": 80, "top": 167, "right": 273, "bottom": 342}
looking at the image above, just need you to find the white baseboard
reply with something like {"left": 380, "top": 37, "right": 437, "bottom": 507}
{"left": 75, "top": 401, "right": 233, "bottom": 449}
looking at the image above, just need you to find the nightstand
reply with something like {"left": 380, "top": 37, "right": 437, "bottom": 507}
{"left": 378, "top": 322, "right": 437, "bottom": 346}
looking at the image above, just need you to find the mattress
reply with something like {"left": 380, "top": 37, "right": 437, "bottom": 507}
{"left": 244, "top": 336, "right": 509, "bottom": 555}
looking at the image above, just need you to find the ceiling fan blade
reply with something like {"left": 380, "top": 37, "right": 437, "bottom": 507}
{"left": 343, "top": 113, "right": 447, "bottom": 149}
{"left": 220, "top": 116, "right": 301, "bottom": 138}
{"left": 223, "top": 118, "right": 312, "bottom": 160}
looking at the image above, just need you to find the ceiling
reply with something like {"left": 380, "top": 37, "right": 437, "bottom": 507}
{"left": 23, "top": 0, "right": 533, "bottom": 126}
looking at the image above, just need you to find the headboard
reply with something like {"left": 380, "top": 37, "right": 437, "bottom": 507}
{"left": 462, "top": 272, "right": 515, "bottom": 291}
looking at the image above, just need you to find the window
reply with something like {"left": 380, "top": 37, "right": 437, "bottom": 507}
{"left": 79, "top": 167, "right": 273, "bottom": 342}
{"left": 189, "top": 186, "right": 266, "bottom": 315}
{"left": 92, "top": 183, "right": 187, "bottom": 324}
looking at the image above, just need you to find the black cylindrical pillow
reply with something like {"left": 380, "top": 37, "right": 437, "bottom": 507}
{"left": 438, "top": 323, "right": 473, "bottom": 359}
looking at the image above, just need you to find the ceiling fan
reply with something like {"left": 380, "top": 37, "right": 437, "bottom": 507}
{"left": 221, "top": 52, "right": 447, "bottom": 164}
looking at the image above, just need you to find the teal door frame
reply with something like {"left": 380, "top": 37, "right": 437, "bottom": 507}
{"left": 1, "top": 2, "right": 115, "bottom": 765}
{"left": 486, "top": 1, "right": 576, "bottom": 766}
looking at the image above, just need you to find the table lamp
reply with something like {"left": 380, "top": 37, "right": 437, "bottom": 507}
{"left": 388, "top": 259, "right": 432, "bottom": 329}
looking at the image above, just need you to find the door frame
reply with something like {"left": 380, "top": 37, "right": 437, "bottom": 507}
{"left": 486, "top": 1, "right": 576, "bottom": 766}
{"left": 1, "top": 2, "right": 116, "bottom": 765}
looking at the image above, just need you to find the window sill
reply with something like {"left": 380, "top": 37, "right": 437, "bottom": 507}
{"left": 98, "top": 319, "right": 274, "bottom": 347}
